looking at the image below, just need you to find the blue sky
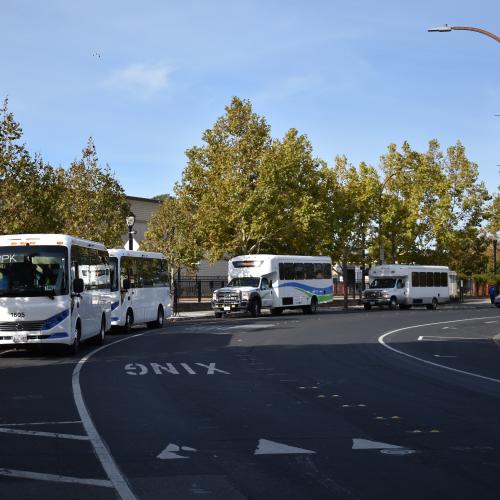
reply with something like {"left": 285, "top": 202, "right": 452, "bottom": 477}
{"left": 2, "top": 1, "right": 499, "bottom": 198}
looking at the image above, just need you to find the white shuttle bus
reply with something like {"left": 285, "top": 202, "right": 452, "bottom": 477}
{"left": 363, "top": 264, "right": 451, "bottom": 310}
{"left": 212, "top": 254, "right": 333, "bottom": 317}
{"left": 108, "top": 249, "right": 171, "bottom": 332}
{"left": 0, "top": 234, "right": 111, "bottom": 354}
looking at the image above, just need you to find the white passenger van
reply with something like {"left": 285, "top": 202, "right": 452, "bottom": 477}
{"left": 108, "top": 249, "right": 171, "bottom": 332}
{"left": 363, "top": 264, "right": 451, "bottom": 310}
{"left": 0, "top": 234, "right": 111, "bottom": 354}
{"left": 212, "top": 254, "right": 333, "bottom": 317}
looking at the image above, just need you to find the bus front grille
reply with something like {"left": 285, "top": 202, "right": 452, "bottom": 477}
{"left": 0, "top": 321, "right": 46, "bottom": 332}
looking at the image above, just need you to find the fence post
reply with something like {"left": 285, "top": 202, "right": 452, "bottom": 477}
{"left": 197, "top": 281, "right": 202, "bottom": 303}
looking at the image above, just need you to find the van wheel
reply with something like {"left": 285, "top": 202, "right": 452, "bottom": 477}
{"left": 249, "top": 299, "right": 261, "bottom": 317}
{"left": 389, "top": 297, "right": 398, "bottom": 310}
{"left": 67, "top": 323, "right": 81, "bottom": 356}
{"left": 427, "top": 298, "right": 438, "bottom": 310}
{"left": 123, "top": 310, "right": 133, "bottom": 333}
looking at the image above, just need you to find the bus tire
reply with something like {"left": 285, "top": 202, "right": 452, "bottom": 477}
{"left": 92, "top": 315, "right": 106, "bottom": 345}
{"left": 147, "top": 306, "right": 164, "bottom": 329}
{"left": 270, "top": 307, "right": 282, "bottom": 315}
{"left": 123, "top": 309, "right": 133, "bottom": 334}
{"left": 389, "top": 297, "right": 398, "bottom": 310}
{"left": 249, "top": 298, "right": 261, "bottom": 317}
{"left": 310, "top": 297, "right": 318, "bottom": 314}
{"left": 427, "top": 298, "right": 438, "bottom": 310}
{"left": 67, "top": 322, "right": 81, "bottom": 356}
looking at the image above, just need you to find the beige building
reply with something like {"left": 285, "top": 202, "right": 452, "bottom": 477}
{"left": 124, "top": 195, "right": 227, "bottom": 278}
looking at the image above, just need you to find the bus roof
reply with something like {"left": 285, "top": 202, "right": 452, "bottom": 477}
{"left": 231, "top": 254, "right": 331, "bottom": 262}
{"left": 107, "top": 248, "right": 166, "bottom": 260}
{"left": 0, "top": 234, "right": 107, "bottom": 251}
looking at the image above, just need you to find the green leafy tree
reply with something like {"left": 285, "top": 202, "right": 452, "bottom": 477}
{"left": 142, "top": 195, "right": 203, "bottom": 279}
{"left": 0, "top": 98, "right": 62, "bottom": 234}
{"left": 321, "top": 157, "right": 378, "bottom": 307}
{"left": 376, "top": 140, "right": 490, "bottom": 273}
{"left": 176, "top": 97, "right": 325, "bottom": 260}
{"left": 58, "top": 138, "right": 129, "bottom": 246}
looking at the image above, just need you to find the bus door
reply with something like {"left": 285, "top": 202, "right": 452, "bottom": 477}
{"left": 260, "top": 278, "right": 273, "bottom": 308}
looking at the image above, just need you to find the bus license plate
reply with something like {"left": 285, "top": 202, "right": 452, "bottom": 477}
{"left": 13, "top": 333, "right": 28, "bottom": 343}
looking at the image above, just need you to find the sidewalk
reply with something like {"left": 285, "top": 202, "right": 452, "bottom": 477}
{"left": 169, "top": 297, "right": 495, "bottom": 321}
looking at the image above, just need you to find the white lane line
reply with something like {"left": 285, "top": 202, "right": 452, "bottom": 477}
{"left": 0, "top": 349, "right": 16, "bottom": 356}
{"left": 379, "top": 315, "right": 500, "bottom": 385}
{"left": 73, "top": 335, "right": 145, "bottom": 500}
{"left": 417, "top": 336, "right": 489, "bottom": 341}
{"left": 0, "top": 420, "right": 81, "bottom": 427}
{"left": 0, "top": 468, "right": 113, "bottom": 488}
{"left": 0, "top": 427, "right": 88, "bottom": 440}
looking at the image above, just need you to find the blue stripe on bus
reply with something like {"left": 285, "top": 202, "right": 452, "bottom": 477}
{"left": 111, "top": 301, "right": 119, "bottom": 311}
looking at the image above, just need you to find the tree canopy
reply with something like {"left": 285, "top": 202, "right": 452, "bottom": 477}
{"left": 0, "top": 98, "right": 129, "bottom": 246}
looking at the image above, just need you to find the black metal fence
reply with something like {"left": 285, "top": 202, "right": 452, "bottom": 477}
{"left": 173, "top": 277, "right": 227, "bottom": 302}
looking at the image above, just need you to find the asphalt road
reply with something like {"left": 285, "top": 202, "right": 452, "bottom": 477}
{"left": 1, "top": 306, "right": 500, "bottom": 499}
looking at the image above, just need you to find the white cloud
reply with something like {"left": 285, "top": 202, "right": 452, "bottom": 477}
{"left": 102, "top": 63, "right": 170, "bottom": 98}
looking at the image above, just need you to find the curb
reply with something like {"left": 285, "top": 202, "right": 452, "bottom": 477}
{"left": 168, "top": 302, "right": 495, "bottom": 321}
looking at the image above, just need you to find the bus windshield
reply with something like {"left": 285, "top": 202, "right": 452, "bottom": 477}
{"left": 369, "top": 278, "right": 397, "bottom": 289}
{"left": 0, "top": 246, "right": 68, "bottom": 297}
{"left": 227, "top": 277, "right": 260, "bottom": 288}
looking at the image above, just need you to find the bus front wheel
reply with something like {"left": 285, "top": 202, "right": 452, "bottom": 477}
{"left": 67, "top": 323, "right": 81, "bottom": 356}
{"left": 123, "top": 310, "right": 133, "bottom": 334}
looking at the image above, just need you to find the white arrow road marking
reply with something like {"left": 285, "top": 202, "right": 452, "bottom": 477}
{"left": 254, "top": 439, "right": 315, "bottom": 455}
{"left": 0, "top": 468, "right": 113, "bottom": 488}
{"left": 157, "top": 443, "right": 197, "bottom": 460}
{"left": 0, "top": 427, "right": 89, "bottom": 440}
{"left": 352, "top": 439, "right": 415, "bottom": 455}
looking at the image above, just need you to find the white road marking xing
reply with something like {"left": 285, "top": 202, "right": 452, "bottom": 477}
{"left": 0, "top": 468, "right": 113, "bottom": 488}
{"left": 195, "top": 362, "right": 230, "bottom": 375}
{"left": 0, "top": 427, "right": 89, "bottom": 440}
{"left": 254, "top": 439, "right": 315, "bottom": 455}
{"left": 379, "top": 315, "right": 500, "bottom": 385}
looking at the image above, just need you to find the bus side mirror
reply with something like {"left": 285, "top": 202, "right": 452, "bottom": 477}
{"left": 73, "top": 278, "right": 84, "bottom": 294}
{"left": 122, "top": 278, "right": 130, "bottom": 290}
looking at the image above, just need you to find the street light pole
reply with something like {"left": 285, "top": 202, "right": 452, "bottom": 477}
{"left": 428, "top": 25, "right": 500, "bottom": 43}
{"left": 126, "top": 214, "right": 136, "bottom": 251}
